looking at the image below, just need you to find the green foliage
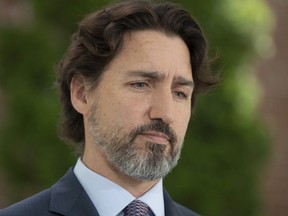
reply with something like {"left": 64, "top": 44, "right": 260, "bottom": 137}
{"left": 0, "top": 0, "right": 272, "bottom": 215}
{"left": 0, "top": 28, "right": 74, "bottom": 199}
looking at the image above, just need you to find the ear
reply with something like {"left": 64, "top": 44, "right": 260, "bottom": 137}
{"left": 70, "top": 75, "right": 90, "bottom": 115}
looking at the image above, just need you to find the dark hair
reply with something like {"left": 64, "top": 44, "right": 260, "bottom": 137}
{"left": 56, "top": 0, "right": 218, "bottom": 151}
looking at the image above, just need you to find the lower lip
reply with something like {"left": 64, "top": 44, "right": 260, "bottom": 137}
{"left": 138, "top": 134, "right": 169, "bottom": 145}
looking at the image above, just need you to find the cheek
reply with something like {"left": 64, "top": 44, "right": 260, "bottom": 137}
{"left": 105, "top": 97, "right": 148, "bottom": 128}
{"left": 174, "top": 109, "right": 191, "bottom": 137}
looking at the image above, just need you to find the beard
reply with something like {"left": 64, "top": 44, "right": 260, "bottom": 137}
{"left": 88, "top": 105, "right": 184, "bottom": 181}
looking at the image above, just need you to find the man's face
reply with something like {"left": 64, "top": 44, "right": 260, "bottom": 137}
{"left": 86, "top": 30, "right": 193, "bottom": 181}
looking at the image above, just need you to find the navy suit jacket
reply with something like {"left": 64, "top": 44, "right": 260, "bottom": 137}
{"left": 0, "top": 168, "right": 199, "bottom": 216}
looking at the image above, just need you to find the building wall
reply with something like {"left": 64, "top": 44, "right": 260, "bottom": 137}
{"left": 258, "top": 0, "right": 288, "bottom": 215}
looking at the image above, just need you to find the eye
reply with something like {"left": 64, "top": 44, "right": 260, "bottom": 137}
{"left": 174, "top": 91, "right": 188, "bottom": 99}
{"left": 130, "top": 82, "right": 149, "bottom": 89}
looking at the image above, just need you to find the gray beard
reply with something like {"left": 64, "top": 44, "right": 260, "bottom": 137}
{"left": 88, "top": 107, "right": 183, "bottom": 181}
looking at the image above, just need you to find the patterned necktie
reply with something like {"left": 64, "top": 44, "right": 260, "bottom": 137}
{"left": 124, "top": 200, "right": 149, "bottom": 216}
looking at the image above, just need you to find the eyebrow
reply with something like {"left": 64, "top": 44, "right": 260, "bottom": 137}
{"left": 174, "top": 76, "right": 194, "bottom": 89}
{"left": 126, "top": 70, "right": 194, "bottom": 89}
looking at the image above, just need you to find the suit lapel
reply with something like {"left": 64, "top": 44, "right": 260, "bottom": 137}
{"left": 67, "top": 190, "right": 100, "bottom": 216}
{"left": 49, "top": 168, "right": 99, "bottom": 216}
{"left": 164, "top": 189, "right": 182, "bottom": 216}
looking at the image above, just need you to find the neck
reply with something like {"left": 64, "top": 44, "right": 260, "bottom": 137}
{"left": 82, "top": 145, "right": 159, "bottom": 198}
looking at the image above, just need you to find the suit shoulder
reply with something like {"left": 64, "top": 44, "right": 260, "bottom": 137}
{"left": 174, "top": 201, "right": 200, "bottom": 216}
{"left": 0, "top": 188, "right": 53, "bottom": 216}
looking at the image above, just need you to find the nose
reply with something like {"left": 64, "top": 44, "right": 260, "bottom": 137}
{"left": 148, "top": 91, "right": 174, "bottom": 124}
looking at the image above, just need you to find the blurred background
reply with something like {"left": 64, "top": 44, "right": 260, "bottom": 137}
{"left": 0, "top": 0, "right": 287, "bottom": 215}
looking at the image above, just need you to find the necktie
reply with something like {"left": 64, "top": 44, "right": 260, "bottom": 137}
{"left": 124, "top": 200, "right": 149, "bottom": 216}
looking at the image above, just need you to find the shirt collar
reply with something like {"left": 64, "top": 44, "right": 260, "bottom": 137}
{"left": 74, "top": 158, "right": 164, "bottom": 216}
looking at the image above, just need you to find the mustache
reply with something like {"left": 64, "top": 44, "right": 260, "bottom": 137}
{"left": 129, "top": 120, "right": 178, "bottom": 145}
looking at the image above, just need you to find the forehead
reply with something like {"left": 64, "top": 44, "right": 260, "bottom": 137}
{"left": 105, "top": 30, "right": 192, "bottom": 81}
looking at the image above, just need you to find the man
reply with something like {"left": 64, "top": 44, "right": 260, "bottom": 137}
{"left": 0, "top": 0, "right": 217, "bottom": 215}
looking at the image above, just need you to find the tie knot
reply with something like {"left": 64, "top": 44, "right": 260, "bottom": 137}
{"left": 124, "top": 200, "right": 149, "bottom": 216}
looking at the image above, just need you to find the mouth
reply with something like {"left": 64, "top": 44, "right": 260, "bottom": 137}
{"left": 138, "top": 131, "right": 170, "bottom": 145}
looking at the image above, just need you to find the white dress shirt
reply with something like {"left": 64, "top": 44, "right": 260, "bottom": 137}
{"left": 74, "top": 158, "right": 165, "bottom": 216}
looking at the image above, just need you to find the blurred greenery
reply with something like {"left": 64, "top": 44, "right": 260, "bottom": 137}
{"left": 0, "top": 0, "right": 273, "bottom": 215}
